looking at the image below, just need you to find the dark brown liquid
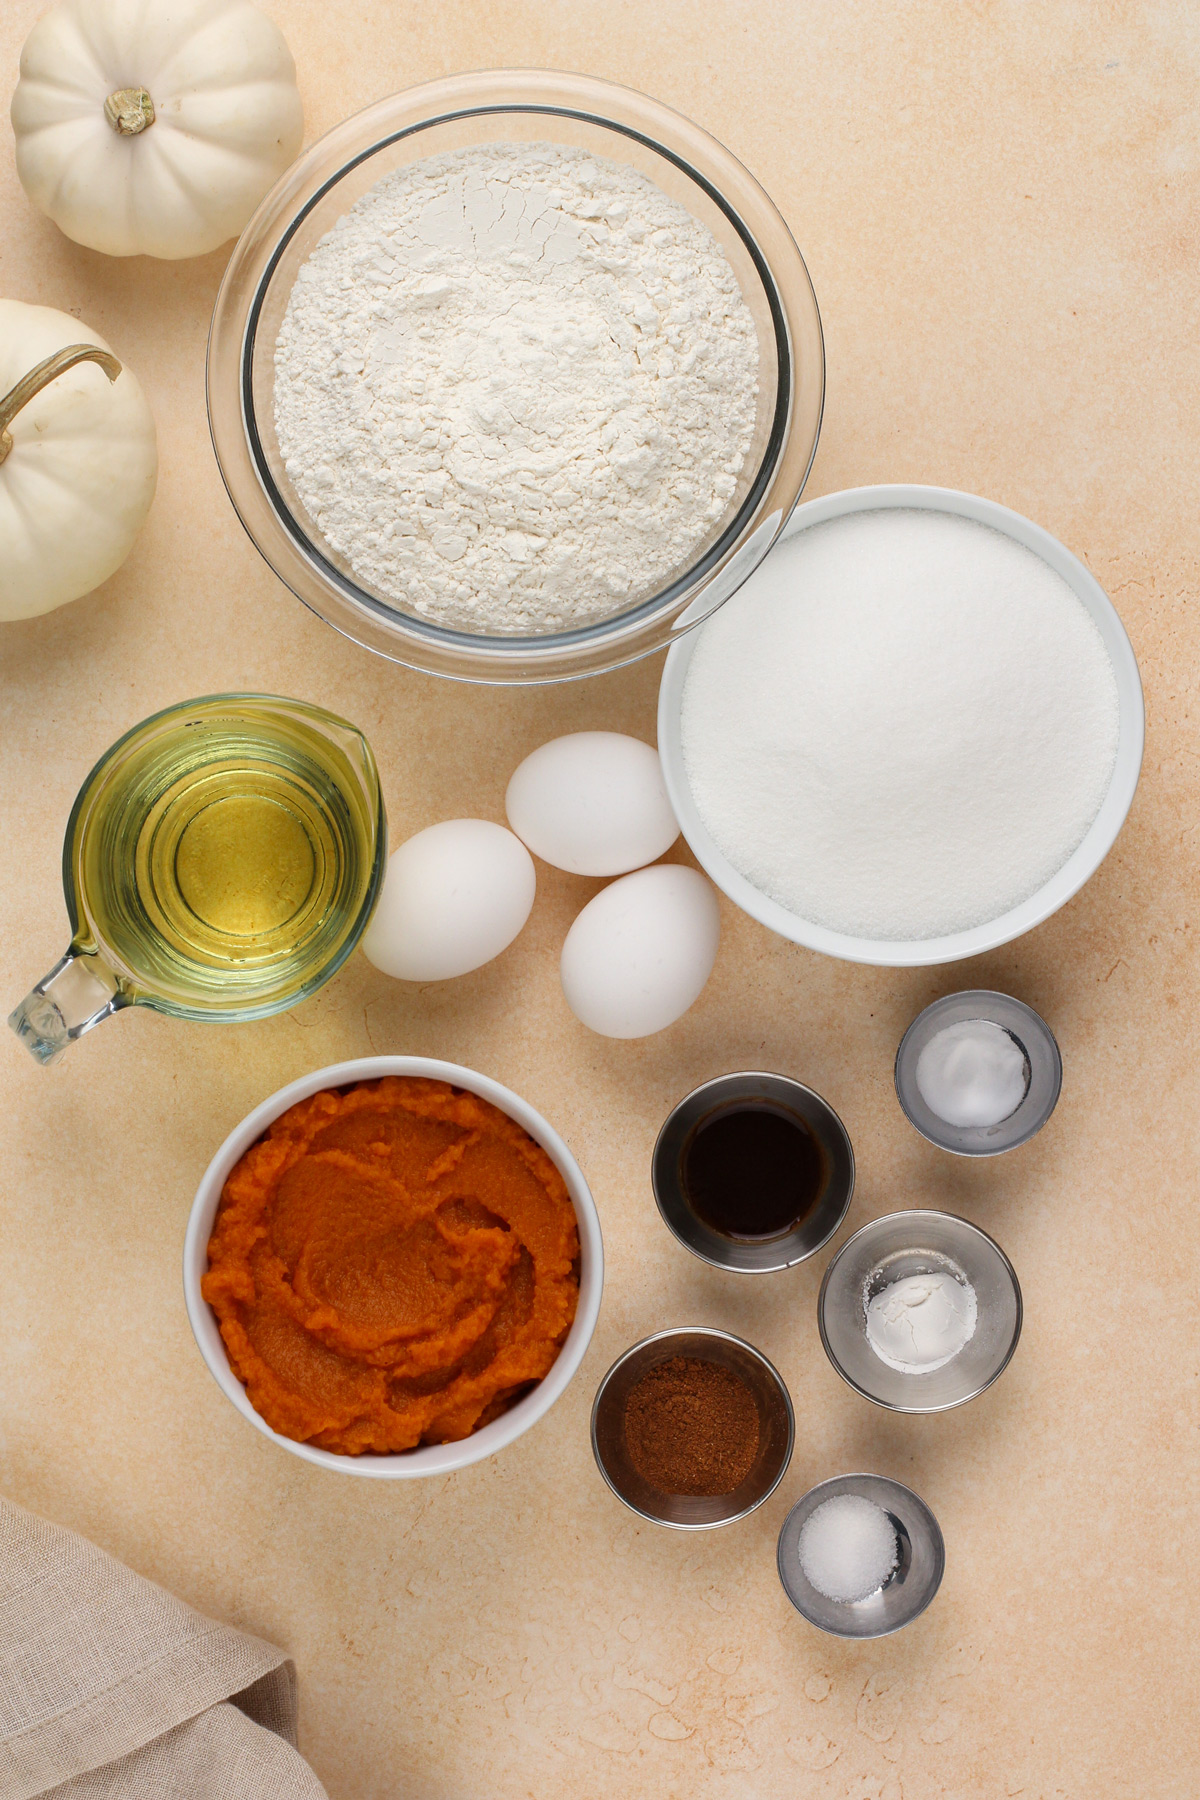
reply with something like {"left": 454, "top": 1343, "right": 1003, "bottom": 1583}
{"left": 681, "top": 1102, "right": 825, "bottom": 1241}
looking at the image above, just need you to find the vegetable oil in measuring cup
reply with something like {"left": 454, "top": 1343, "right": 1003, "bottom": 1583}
{"left": 9, "top": 695, "right": 386, "bottom": 1062}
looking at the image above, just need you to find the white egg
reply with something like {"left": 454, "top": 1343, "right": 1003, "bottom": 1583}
{"left": 506, "top": 731, "right": 679, "bottom": 876}
{"left": 560, "top": 865, "right": 720, "bottom": 1038}
{"left": 362, "top": 820, "right": 536, "bottom": 981}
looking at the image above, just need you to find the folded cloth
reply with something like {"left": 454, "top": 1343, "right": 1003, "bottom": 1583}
{"left": 0, "top": 1498, "right": 328, "bottom": 1800}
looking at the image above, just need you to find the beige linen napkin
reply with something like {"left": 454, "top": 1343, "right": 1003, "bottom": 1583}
{"left": 0, "top": 1498, "right": 329, "bottom": 1800}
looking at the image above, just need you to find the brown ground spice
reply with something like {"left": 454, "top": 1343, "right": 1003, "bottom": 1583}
{"left": 623, "top": 1355, "right": 761, "bottom": 1496}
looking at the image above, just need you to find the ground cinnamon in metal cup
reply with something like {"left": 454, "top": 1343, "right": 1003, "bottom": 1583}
{"left": 622, "top": 1354, "right": 760, "bottom": 1496}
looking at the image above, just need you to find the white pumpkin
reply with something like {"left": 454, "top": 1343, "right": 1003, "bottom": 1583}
{"left": 0, "top": 301, "right": 158, "bottom": 621}
{"left": 11, "top": 0, "right": 304, "bottom": 260}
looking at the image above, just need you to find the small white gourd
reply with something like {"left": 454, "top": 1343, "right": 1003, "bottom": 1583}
{"left": 11, "top": 0, "right": 304, "bottom": 261}
{"left": 0, "top": 301, "right": 158, "bottom": 621}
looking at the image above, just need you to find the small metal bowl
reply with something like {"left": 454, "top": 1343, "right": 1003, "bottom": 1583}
{"left": 895, "top": 990, "right": 1062, "bottom": 1156}
{"left": 651, "top": 1072, "right": 855, "bottom": 1272}
{"left": 777, "top": 1474, "right": 945, "bottom": 1637}
{"left": 591, "top": 1326, "right": 794, "bottom": 1528}
{"left": 819, "top": 1210, "right": 1022, "bottom": 1413}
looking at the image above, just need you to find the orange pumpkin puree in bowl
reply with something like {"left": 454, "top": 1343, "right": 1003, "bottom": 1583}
{"left": 202, "top": 1077, "right": 580, "bottom": 1455}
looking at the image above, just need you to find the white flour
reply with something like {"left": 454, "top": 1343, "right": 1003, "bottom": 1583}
{"left": 274, "top": 143, "right": 760, "bottom": 634}
{"left": 680, "top": 510, "right": 1121, "bottom": 941}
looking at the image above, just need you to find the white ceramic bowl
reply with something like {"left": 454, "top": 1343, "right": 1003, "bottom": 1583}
{"left": 184, "top": 1056, "right": 603, "bottom": 1477}
{"left": 658, "top": 484, "right": 1145, "bottom": 967}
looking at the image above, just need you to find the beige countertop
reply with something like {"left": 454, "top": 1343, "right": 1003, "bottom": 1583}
{"left": 1, "top": 4, "right": 1197, "bottom": 1796}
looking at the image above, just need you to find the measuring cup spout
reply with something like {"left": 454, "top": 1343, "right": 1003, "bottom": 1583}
{"left": 8, "top": 951, "right": 124, "bottom": 1065}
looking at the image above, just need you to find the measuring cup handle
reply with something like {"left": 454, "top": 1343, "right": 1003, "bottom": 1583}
{"left": 8, "top": 952, "right": 124, "bottom": 1065}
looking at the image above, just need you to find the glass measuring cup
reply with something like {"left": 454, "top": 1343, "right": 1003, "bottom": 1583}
{"left": 9, "top": 694, "right": 386, "bottom": 1065}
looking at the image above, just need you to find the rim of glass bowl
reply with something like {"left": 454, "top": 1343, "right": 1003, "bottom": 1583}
{"left": 206, "top": 69, "right": 825, "bottom": 684}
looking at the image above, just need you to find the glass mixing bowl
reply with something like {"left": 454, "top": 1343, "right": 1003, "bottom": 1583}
{"left": 207, "top": 70, "right": 824, "bottom": 684}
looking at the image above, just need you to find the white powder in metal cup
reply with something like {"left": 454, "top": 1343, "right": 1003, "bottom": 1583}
{"left": 915, "top": 1018, "right": 1029, "bottom": 1127}
{"left": 865, "top": 1271, "right": 978, "bottom": 1373}
{"left": 274, "top": 143, "right": 760, "bottom": 635}
{"left": 680, "top": 509, "right": 1121, "bottom": 941}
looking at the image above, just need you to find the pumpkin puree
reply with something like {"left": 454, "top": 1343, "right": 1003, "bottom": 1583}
{"left": 202, "top": 1078, "right": 580, "bottom": 1454}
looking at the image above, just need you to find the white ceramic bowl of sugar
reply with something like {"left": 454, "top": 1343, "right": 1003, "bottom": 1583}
{"left": 657, "top": 484, "right": 1145, "bottom": 967}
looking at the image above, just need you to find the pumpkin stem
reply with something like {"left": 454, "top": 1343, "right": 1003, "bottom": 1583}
{"left": 0, "top": 345, "right": 122, "bottom": 468}
{"left": 104, "top": 87, "right": 155, "bottom": 135}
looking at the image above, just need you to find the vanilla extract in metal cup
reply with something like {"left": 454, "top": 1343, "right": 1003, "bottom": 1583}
{"left": 9, "top": 695, "right": 386, "bottom": 1064}
{"left": 652, "top": 1073, "right": 855, "bottom": 1271}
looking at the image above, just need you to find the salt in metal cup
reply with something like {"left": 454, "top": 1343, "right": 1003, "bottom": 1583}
{"left": 777, "top": 1473, "right": 945, "bottom": 1637}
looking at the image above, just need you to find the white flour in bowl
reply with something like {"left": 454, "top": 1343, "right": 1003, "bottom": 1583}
{"left": 679, "top": 509, "right": 1121, "bottom": 941}
{"left": 274, "top": 143, "right": 760, "bottom": 635}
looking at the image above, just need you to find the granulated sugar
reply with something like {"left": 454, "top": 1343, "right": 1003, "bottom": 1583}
{"left": 274, "top": 143, "right": 759, "bottom": 635}
{"left": 680, "top": 510, "right": 1121, "bottom": 941}
{"left": 798, "top": 1494, "right": 898, "bottom": 1604}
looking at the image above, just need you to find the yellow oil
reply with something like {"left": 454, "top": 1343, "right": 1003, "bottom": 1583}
{"left": 66, "top": 699, "right": 384, "bottom": 1018}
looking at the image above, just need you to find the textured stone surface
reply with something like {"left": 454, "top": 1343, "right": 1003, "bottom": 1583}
{"left": 1, "top": 4, "right": 1196, "bottom": 1797}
